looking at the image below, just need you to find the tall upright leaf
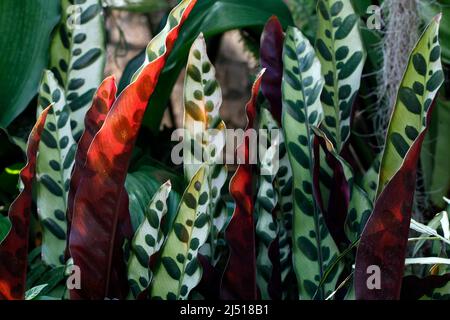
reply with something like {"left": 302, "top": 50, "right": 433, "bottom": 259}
{"left": 355, "top": 15, "right": 444, "bottom": 300}
{"left": 255, "top": 108, "right": 281, "bottom": 300}
{"left": 151, "top": 166, "right": 210, "bottom": 300}
{"left": 260, "top": 16, "right": 285, "bottom": 125}
{"left": 315, "top": 0, "right": 365, "bottom": 152}
{"left": 0, "top": 106, "right": 50, "bottom": 300}
{"left": 68, "top": 0, "right": 197, "bottom": 299}
{"left": 183, "top": 33, "right": 228, "bottom": 264}
{"left": 49, "top": 0, "right": 106, "bottom": 139}
{"left": 127, "top": 180, "right": 171, "bottom": 299}
{"left": 35, "top": 71, "right": 76, "bottom": 266}
{"left": 221, "top": 71, "right": 264, "bottom": 300}
{"left": 377, "top": 15, "right": 444, "bottom": 196}
{"left": 66, "top": 76, "right": 117, "bottom": 249}
{"left": 282, "top": 26, "right": 340, "bottom": 299}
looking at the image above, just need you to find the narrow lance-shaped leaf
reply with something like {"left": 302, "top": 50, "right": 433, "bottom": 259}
{"left": 66, "top": 76, "right": 117, "bottom": 256}
{"left": 49, "top": 0, "right": 106, "bottom": 139}
{"left": 377, "top": 14, "right": 444, "bottom": 196}
{"left": 260, "top": 16, "right": 285, "bottom": 125}
{"left": 183, "top": 34, "right": 228, "bottom": 264}
{"left": 221, "top": 71, "right": 264, "bottom": 300}
{"left": 0, "top": 106, "right": 50, "bottom": 300}
{"left": 255, "top": 108, "right": 281, "bottom": 300}
{"left": 151, "top": 166, "right": 210, "bottom": 300}
{"left": 35, "top": 70, "right": 76, "bottom": 266}
{"left": 68, "top": 0, "right": 197, "bottom": 300}
{"left": 355, "top": 15, "right": 444, "bottom": 300}
{"left": 315, "top": 0, "right": 365, "bottom": 152}
{"left": 127, "top": 180, "right": 171, "bottom": 299}
{"left": 282, "top": 26, "right": 340, "bottom": 299}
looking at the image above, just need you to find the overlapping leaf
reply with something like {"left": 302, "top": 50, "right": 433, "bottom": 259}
{"left": 183, "top": 33, "right": 228, "bottom": 265}
{"left": 315, "top": 0, "right": 365, "bottom": 152}
{"left": 281, "top": 26, "right": 339, "bottom": 299}
{"left": 35, "top": 71, "right": 76, "bottom": 266}
{"left": 355, "top": 16, "right": 444, "bottom": 300}
{"left": 151, "top": 166, "right": 210, "bottom": 300}
{"left": 0, "top": 106, "right": 50, "bottom": 300}
{"left": 221, "top": 71, "right": 264, "bottom": 300}
{"left": 377, "top": 15, "right": 444, "bottom": 196}
{"left": 127, "top": 181, "right": 171, "bottom": 299}
{"left": 68, "top": 0, "right": 197, "bottom": 299}
{"left": 260, "top": 16, "right": 285, "bottom": 125}
{"left": 49, "top": 0, "right": 106, "bottom": 139}
{"left": 255, "top": 108, "right": 281, "bottom": 300}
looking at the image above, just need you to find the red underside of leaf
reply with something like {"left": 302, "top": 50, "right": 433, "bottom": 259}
{"left": 221, "top": 72, "right": 263, "bottom": 300}
{"left": 66, "top": 76, "right": 117, "bottom": 258}
{"left": 260, "top": 16, "right": 284, "bottom": 126}
{"left": 0, "top": 107, "right": 50, "bottom": 300}
{"left": 355, "top": 104, "right": 436, "bottom": 300}
{"left": 68, "top": 2, "right": 197, "bottom": 300}
{"left": 313, "top": 133, "right": 351, "bottom": 248}
{"left": 400, "top": 274, "right": 450, "bottom": 300}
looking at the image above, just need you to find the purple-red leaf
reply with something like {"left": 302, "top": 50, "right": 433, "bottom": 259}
{"left": 260, "top": 16, "right": 284, "bottom": 125}
{"left": 0, "top": 106, "right": 50, "bottom": 300}
{"left": 68, "top": 0, "right": 197, "bottom": 300}
{"left": 221, "top": 71, "right": 264, "bottom": 300}
{"left": 354, "top": 122, "right": 432, "bottom": 300}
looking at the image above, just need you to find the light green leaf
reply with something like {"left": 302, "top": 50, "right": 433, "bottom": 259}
{"left": 127, "top": 180, "right": 171, "bottom": 299}
{"left": 36, "top": 70, "right": 76, "bottom": 266}
{"left": 282, "top": 26, "right": 340, "bottom": 299}
{"left": 255, "top": 108, "right": 280, "bottom": 300}
{"left": 151, "top": 165, "right": 210, "bottom": 300}
{"left": 315, "top": 0, "right": 365, "bottom": 152}
{"left": 183, "top": 34, "right": 228, "bottom": 265}
{"left": 378, "top": 15, "right": 444, "bottom": 195}
{"left": 49, "top": 0, "right": 106, "bottom": 139}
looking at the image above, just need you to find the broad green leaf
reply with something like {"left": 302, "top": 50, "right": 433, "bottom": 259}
{"left": 282, "top": 26, "right": 339, "bottom": 299}
{"left": 0, "top": 0, "right": 59, "bottom": 128}
{"left": 421, "top": 96, "right": 450, "bottom": 208}
{"left": 315, "top": 0, "right": 365, "bottom": 152}
{"left": 35, "top": 71, "right": 76, "bottom": 266}
{"left": 255, "top": 108, "right": 280, "bottom": 300}
{"left": 377, "top": 15, "right": 444, "bottom": 195}
{"left": 183, "top": 34, "right": 228, "bottom": 264}
{"left": 0, "top": 215, "right": 11, "bottom": 244}
{"left": 127, "top": 181, "right": 171, "bottom": 299}
{"left": 151, "top": 165, "right": 210, "bottom": 300}
{"left": 102, "top": 0, "right": 169, "bottom": 12}
{"left": 49, "top": 0, "right": 106, "bottom": 139}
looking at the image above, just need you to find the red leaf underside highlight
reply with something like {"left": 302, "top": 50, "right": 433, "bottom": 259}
{"left": 0, "top": 107, "right": 50, "bottom": 300}
{"left": 68, "top": 2, "right": 197, "bottom": 300}
{"left": 221, "top": 72, "right": 264, "bottom": 300}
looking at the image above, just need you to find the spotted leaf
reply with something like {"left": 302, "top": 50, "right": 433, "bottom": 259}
{"left": 377, "top": 15, "right": 444, "bottom": 196}
{"left": 49, "top": 0, "right": 106, "bottom": 139}
{"left": 127, "top": 180, "right": 171, "bottom": 299}
{"left": 151, "top": 166, "right": 210, "bottom": 300}
{"left": 35, "top": 71, "right": 76, "bottom": 266}
{"left": 315, "top": 0, "right": 365, "bottom": 152}
{"left": 282, "top": 26, "right": 340, "bottom": 299}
